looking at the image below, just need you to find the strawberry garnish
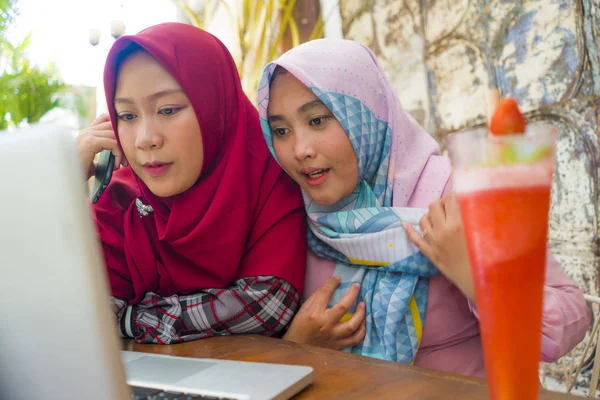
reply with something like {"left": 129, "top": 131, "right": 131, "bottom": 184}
{"left": 489, "top": 97, "right": 527, "bottom": 136}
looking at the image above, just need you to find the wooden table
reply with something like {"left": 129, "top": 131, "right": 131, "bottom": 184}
{"left": 123, "top": 335, "right": 579, "bottom": 399}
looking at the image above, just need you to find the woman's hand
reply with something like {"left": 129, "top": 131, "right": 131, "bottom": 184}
{"left": 283, "top": 276, "right": 366, "bottom": 349}
{"left": 404, "top": 194, "right": 476, "bottom": 301}
{"left": 76, "top": 113, "right": 127, "bottom": 180}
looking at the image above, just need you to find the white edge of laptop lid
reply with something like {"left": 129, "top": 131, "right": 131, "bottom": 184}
{"left": 0, "top": 124, "right": 130, "bottom": 400}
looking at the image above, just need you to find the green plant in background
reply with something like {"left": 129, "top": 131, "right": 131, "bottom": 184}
{"left": 174, "top": 0, "right": 325, "bottom": 102}
{"left": 0, "top": 0, "right": 15, "bottom": 35}
{"left": 0, "top": 0, "right": 67, "bottom": 130}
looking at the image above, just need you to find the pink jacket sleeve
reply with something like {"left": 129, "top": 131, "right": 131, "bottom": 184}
{"left": 538, "top": 253, "right": 591, "bottom": 361}
{"left": 469, "top": 252, "right": 591, "bottom": 362}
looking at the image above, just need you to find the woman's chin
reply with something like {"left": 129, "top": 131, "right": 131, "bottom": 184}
{"left": 306, "top": 190, "right": 343, "bottom": 207}
{"left": 143, "top": 179, "right": 190, "bottom": 198}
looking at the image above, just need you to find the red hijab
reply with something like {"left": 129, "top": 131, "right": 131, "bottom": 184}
{"left": 94, "top": 23, "right": 306, "bottom": 302}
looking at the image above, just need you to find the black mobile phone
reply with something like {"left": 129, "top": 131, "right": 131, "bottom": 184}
{"left": 90, "top": 150, "right": 115, "bottom": 204}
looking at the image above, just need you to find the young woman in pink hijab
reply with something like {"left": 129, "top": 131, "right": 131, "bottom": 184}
{"left": 257, "top": 38, "right": 590, "bottom": 377}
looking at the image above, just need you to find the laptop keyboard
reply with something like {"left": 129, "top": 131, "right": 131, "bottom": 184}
{"left": 131, "top": 385, "right": 238, "bottom": 400}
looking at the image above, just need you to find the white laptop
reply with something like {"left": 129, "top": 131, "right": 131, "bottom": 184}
{"left": 0, "top": 124, "right": 313, "bottom": 400}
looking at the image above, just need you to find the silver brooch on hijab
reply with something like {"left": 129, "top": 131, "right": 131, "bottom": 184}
{"left": 135, "top": 198, "right": 154, "bottom": 218}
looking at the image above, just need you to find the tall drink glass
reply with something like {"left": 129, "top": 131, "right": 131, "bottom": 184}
{"left": 446, "top": 124, "right": 557, "bottom": 400}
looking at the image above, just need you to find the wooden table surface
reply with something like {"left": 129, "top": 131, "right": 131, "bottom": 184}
{"left": 123, "top": 335, "right": 579, "bottom": 399}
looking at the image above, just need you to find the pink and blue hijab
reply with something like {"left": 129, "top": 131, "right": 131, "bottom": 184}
{"left": 257, "top": 39, "right": 451, "bottom": 363}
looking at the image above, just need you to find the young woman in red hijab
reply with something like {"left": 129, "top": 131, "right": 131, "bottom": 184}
{"left": 75, "top": 23, "right": 306, "bottom": 344}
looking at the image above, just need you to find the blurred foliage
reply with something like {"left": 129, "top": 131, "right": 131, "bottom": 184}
{"left": 174, "top": 0, "right": 326, "bottom": 102}
{"left": 0, "top": 0, "right": 70, "bottom": 130}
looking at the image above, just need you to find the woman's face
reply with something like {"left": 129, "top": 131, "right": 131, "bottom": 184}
{"left": 114, "top": 51, "right": 204, "bottom": 197}
{"left": 267, "top": 71, "right": 359, "bottom": 206}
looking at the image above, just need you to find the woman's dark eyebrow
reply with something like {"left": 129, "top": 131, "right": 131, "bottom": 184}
{"left": 267, "top": 115, "right": 284, "bottom": 123}
{"left": 114, "top": 88, "right": 184, "bottom": 105}
{"left": 267, "top": 99, "right": 325, "bottom": 123}
{"left": 298, "top": 100, "right": 325, "bottom": 114}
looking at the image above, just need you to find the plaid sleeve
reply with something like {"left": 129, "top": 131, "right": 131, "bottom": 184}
{"left": 111, "top": 276, "right": 300, "bottom": 344}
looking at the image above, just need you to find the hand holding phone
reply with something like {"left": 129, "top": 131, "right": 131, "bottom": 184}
{"left": 76, "top": 113, "right": 127, "bottom": 203}
{"left": 90, "top": 150, "right": 115, "bottom": 204}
